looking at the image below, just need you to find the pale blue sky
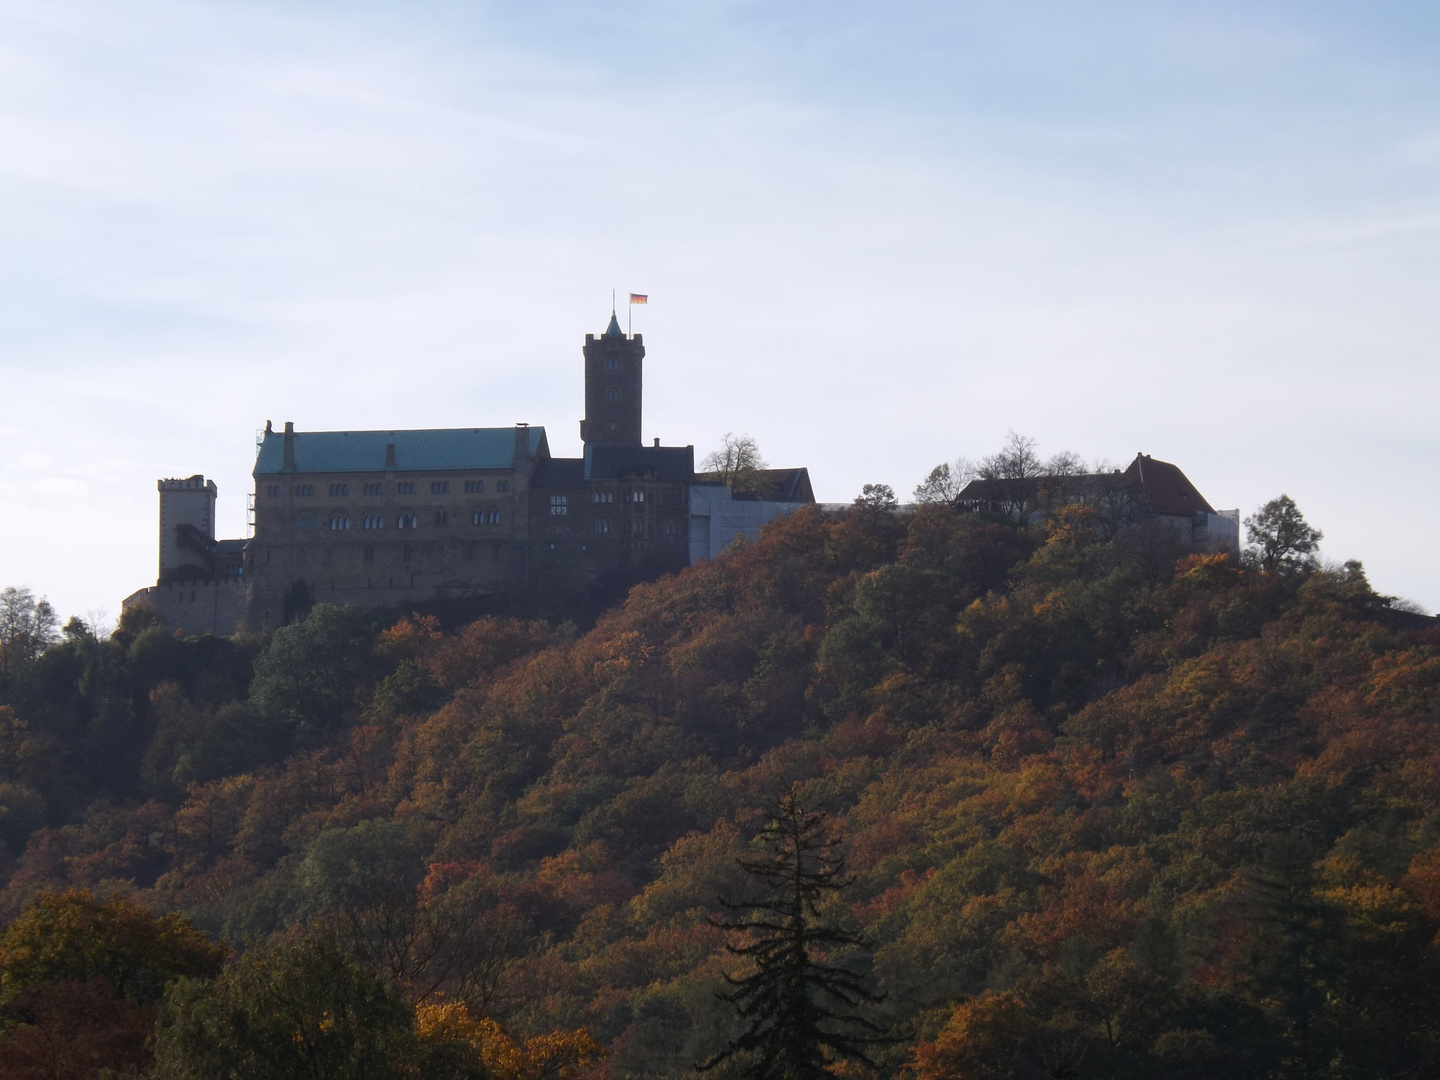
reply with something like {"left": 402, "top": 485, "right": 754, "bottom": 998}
{"left": 3, "top": 1, "right": 1438, "bottom": 622}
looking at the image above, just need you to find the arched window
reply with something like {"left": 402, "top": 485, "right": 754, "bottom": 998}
{"left": 294, "top": 511, "right": 317, "bottom": 530}
{"left": 363, "top": 514, "right": 384, "bottom": 530}
{"left": 596, "top": 518, "right": 610, "bottom": 535}
{"left": 402, "top": 545, "right": 413, "bottom": 563}
{"left": 435, "top": 510, "right": 449, "bottom": 527}
{"left": 329, "top": 514, "right": 350, "bottom": 530}
{"left": 396, "top": 511, "right": 418, "bottom": 529}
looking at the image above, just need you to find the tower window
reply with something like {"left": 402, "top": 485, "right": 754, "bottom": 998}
{"left": 549, "top": 495, "right": 568, "bottom": 516}
{"left": 607, "top": 387, "right": 619, "bottom": 402}
{"left": 464, "top": 480, "right": 485, "bottom": 493}
{"left": 606, "top": 358, "right": 619, "bottom": 372}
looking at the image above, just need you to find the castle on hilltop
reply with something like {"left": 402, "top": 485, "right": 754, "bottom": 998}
{"left": 123, "top": 313, "right": 1240, "bottom": 638}
{"left": 123, "top": 313, "right": 815, "bottom": 635}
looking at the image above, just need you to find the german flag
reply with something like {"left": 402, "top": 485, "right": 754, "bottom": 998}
{"left": 629, "top": 293, "right": 648, "bottom": 304}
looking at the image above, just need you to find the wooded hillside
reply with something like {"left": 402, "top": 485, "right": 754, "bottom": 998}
{"left": 0, "top": 499, "right": 1437, "bottom": 1077}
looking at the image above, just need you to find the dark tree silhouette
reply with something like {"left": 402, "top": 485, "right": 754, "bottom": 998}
{"left": 701, "top": 786, "right": 890, "bottom": 1079}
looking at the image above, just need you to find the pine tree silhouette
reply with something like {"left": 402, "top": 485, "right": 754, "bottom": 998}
{"left": 700, "top": 785, "right": 890, "bottom": 1079}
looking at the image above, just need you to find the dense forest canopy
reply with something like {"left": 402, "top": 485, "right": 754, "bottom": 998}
{"left": 0, "top": 482, "right": 1437, "bottom": 1077}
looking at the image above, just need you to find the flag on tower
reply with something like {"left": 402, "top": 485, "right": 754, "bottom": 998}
{"left": 629, "top": 293, "right": 648, "bottom": 304}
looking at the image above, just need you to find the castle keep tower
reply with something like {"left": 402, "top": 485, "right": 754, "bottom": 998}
{"left": 157, "top": 475, "right": 216, "bottom": 583}
{"left": 580, "top": 312, "right": 644, "bottom": 447}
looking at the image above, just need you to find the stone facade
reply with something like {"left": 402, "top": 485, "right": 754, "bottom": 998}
{"left": 125, "top": 312, "right": 799, "bottom": 633}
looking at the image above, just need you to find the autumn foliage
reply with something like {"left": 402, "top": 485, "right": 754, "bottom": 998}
{"left": 0, "top": 500, "right": 1437, "bottom": 1076}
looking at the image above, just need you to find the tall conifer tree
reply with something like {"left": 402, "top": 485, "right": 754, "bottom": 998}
{"left": 701, "top": 786, "right": 889, "bottom": 1079}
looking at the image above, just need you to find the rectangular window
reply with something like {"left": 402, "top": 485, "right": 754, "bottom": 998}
{"left": 329, "top": 483, "right": 349, "bottom": 497}
{"left": 549, "top": 495, "right": 567, "bottom": 516}
{"left": 464, "top": 480, "right": 485, "bottom": 493}
{"left": 431, "top": 481, "right": 450, "bottom": 494}
{"left": 363, "top": 482, "right": 383, "bottom": 496}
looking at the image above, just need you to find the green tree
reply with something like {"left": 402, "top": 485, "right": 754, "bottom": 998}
{"left": 701, "top": 787, "right": 889, "bottom": 1079}
{"left": 1244, "top": 495, "right": 1322, "bottom": 574}
{"left": 249, "top": 603, "right": 375, "bottom": 741}
{"left": 153, "top": 935, "right": 415, "bottom": 1080}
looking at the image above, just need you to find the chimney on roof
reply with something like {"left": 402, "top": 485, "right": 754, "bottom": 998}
{"left": 282, "top": 422, "right": 295, "bottom": 472}
{"left": 514, "top": 423, "right": 531, "bottom": 463}
{"left": 264, "top": 419, "right": 272, "bottom": 435}
{"left": 385, "top": 443, "right": 396, "bottom": 469}
{"left": 654, "top": 437, "right": 660, "bottom": 447}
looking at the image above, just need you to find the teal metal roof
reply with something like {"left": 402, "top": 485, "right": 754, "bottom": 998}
{"left": 253, "top": 426, "right": 547, "bottom": 476}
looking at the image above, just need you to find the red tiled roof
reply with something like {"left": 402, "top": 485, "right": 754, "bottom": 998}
{"left": 1124, "top": 454, "right": 1216, "bottom": 516}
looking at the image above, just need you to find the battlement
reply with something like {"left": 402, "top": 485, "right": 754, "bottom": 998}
{"left": 159, "top": 475, "right": 217, "bottom": 493}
